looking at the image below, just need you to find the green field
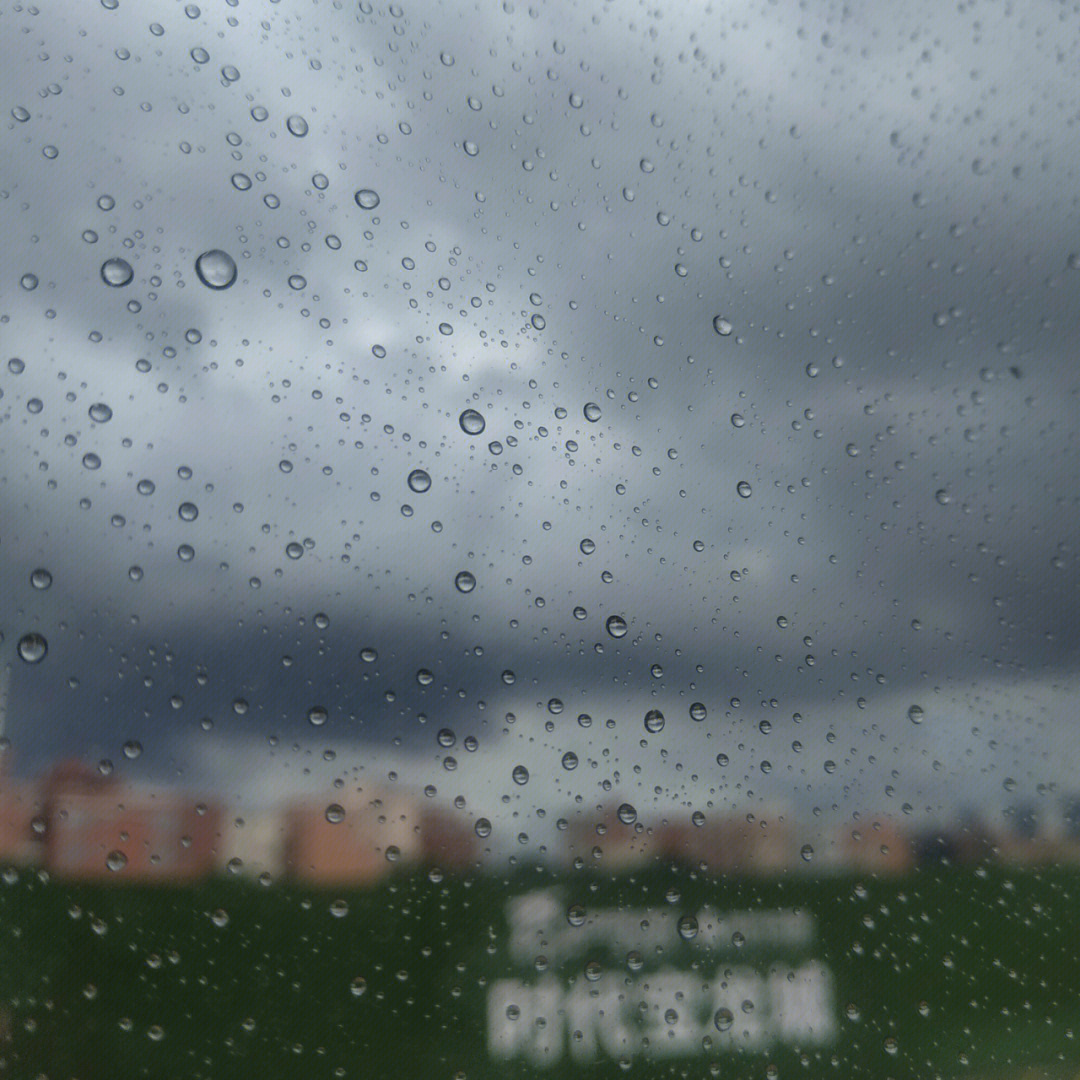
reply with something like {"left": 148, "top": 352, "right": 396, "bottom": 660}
{"left": 2, "top": 863, "right": 1078, "bottom": 1080}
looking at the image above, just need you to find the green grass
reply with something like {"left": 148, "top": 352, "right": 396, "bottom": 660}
{"left": 1, "top": 863, "right": 1078, "bottom": 1080}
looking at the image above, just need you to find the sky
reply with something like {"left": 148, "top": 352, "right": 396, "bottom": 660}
{"left": 1, "top": 0, "right": 1078, "bottom": 842}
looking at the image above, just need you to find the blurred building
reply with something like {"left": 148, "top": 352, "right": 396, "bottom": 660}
{"left": 831, "top": 819, "right": 913, "bottom": 874}
{"left": 217, "top": 807, "right": 288, "bottom": 881}
{"left": 41, "top": 760, "right": 222, "bottom": 883}
{"left": 418, "top": 806, "right": 479, "bottom": 870}
{"left": 285, "top": 788, "right": 420, "bottom": 885}
{"left": 0, "top": 774, "right": 43, "bottom": 867}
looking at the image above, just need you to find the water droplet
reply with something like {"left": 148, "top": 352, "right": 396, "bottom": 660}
{"left": 354, "top": 188, "right": 380, "bottom": 210}
{"left": 416, "top": 669, "right": 434, "bottom": 686}
{"left": 287, "top": 274, "right": 307, "bottom": 290}
{"left": 454, "top": 570, "right": 476, "bottom": 593}
{"left": 285, "top": 541, "right": 304, "bottom": 560}
{"left": 100, "top": 258, "right": 134, "bottom": 287}
{"left": 407, "top": 468, "right": 431, "bottom": 493}
{"left": 307, "top": 705, "right": 328, "bottom": 727}
{"left": 88, "top": 402, "right": 113, "bottom": 423}
{"left": 583, "top": 401, "right": 601, "bottom": 422}
{"left": 690, "top": 702, "right": 707, "bottom": 721}
{"left": 20, "top": 273, "right": 39, "bottom": 291}
{"left": 616, "top": 803, "right": 637, "bottom": 825}
{"left": 11, "top": 106, "right": 30, "bottom": 122}
{"left": 360, "top": 647, "right": 378, "bottom": 663}
{"left": 908, "top": 704, "right": 924, "bottom": 725}
{"left": 17, "top": 633, "right": 48, "bottom": 663}
{"left": 712, "top": 315, "right": 733, "bottom": 337}
{"left": 231, "top": 172, "right": 252, "bottom": 190}
{"left": 195, "top": 249, "right": 237, "bottom": 289}
{"left": 579, "top": 538, "right": 596, "bottom": 555}
{"left": 105, "top": 850, "right": 128, "bottom": 873}
{"left": 285, "top": 114, "right": 308, "bottom": 137}
{"left": 605, "top": 615, "right": 627, "bottom": 638}
{"left": 459, "top": 408, "right": 485, "bottom": 435}
{"left": 934, "top": 489, "right": 951, "bottom": 506}
{"left": 736, "top": 480, "right": 752, "bottom": 498}
{"left": 677, "top": 915, "right": 698, "bottom": 941}
{"left": 566, "top": 904, "right": 586, "bottom": 926}
{"left": 178, "top": 501, "right": 199, "bottom": 522}
{"left": 122, "top": 740, "right": 142, "bottom": 759}
{"left": 325, "top": 803, "right": 345, "bottom": 824}
{"left": 82, "top": 452, "right": 102, "bottom": 470}
{"left": 350, "top": 976, "right": 367, "bottom": 998}
{"left": 330, "top": 899, "right": 349, "bottom": 918}
{"left": 800, "top": 844, "right": 814, "bottom": 862}
{"left": 474, "top": 818, "right": 492, "bottom": 838}
{"left": 714, "top": 1008, "right": 734, "bottom": 1032}
{"left": 731, "top": 413, "right": 745, "bottom": 428}
{"left": 30, "top": 568, "right": 53, "bottom": 590}
{"left": 560, "top": 751, "right": 579, "bottom": 771}
{"left": 644, "top": 709, "right": 665, "bottom": 734}
{"left": 511, "top": 765, "right": 529, "bottom": 786}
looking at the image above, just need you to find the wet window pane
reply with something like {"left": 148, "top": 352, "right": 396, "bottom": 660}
{"left": 1, "top": 2, "right": 1078, "bottom": 1078}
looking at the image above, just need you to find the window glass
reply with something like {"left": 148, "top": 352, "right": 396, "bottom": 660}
{"left": 1, "top": 2, "right": 1078, "bottom": 1078}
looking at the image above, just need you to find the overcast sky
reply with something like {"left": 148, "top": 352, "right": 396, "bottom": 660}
{"left": 1, "top": 0, "right": 1078, "bottom": 839}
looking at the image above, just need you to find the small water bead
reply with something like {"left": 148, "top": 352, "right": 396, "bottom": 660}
{"left": 137, "top": 479, "right": 156, "bottom": 495}
{"left": 325, "top": 804, "right": 345, "bottom": 824}
{"left": 407, "top": 469, "right": 431, "bottom": 493}
{"left": 458, "top": 408, "right": 485, "bottom": 435}
{"left": 712, "top": 315, "right": 733, "bottom": 337}
{"left": 178, "top": 502, "right": 199, "bottom": 521}
{"left": 177, "top": 544, "right": 195, "bottom": 562}
{"left": 616, "top": 803, "right": 637, "bottom": 825}
{"left": 190, "top": 46, "right": 210, "bottom": 64}
{"left": 583, "top": 401, "right": 601, "bottom": 422}
{"left": 454, "top": 570, "right": 476, "bottom": 593}
{"left": 122, "top": 740, "right": 142, "bottom": 759}
{"left": 8, "top": 358, "right": 25, "bottom": 374}
{"left": 511, "top": 765, "right": 529, "bottom": 786}
{"left": 101, "top": 258, "right": 134, "bottom": 287}
{"left": 82, "top": 453, "right": 102, "bottom": 470}
{"left": 677, "top": 915, "right": 698, "bottom": 941}
{"left": 714, "top": 1008, "right": 734, "bottom": 1032}
{"left": 474, "top": 818, "right": 492, "bottom": 838}
{"left": 20, "top": 273, "right": 39, "bottom": 290}
{"left": 11, "top": 106, "right": 30, "bottom": 122}
{"left": 285, "top": 541, "right": 304, "bottom": 559}
{"left": 605, "top": 615, "right": 627, "bottom": 638}
{"left": 105, "top": 850, "right": 128, "bottom": 873}
{"left": 690, "top": 702, "right": 707, "bottom": 721}
{"left": 17, "top": 633, "right": 48, "bottom": 663}
{"left": 88, "top": 402, "right": 113, "bottom": 423}
{"left": 287, "top": 274, "right": 307, "bottom": 290}
{"left": 360, "top": 647, "right": 378, "bottom": 663}
{"left": 800, "top": 844, "right": 815, "bottom": 863}
{"left": 231, "top": 173, "right": 252, "bottom": 190}
{"left": 731, "top": 413, "right": 745, "bottom": 428}
{"left": 643, "top": 709, "right": 665, "bottom": 734}
{"left": 736, "top": 480, "right": 752, "bottom": 498}
{"left": 285, "top": 114, "right": 308, "bottom": 137}
{"left": 908, "top": 704, "right": 924, "bottom": 725}
{"left": 307, "top": 705, "right": 328, "bottom": 727}
{"left": 416, "top": 669, "right": 434, "bottom": 686}
{"left": 195, "top": 249, "right": 237, "bottom": 289}
{"left": 30, "top": 568, "right": 53, "bottom": 590}
{"left": 561, "top": 752, "right": 578, "bottom": 771}
{"left": 579, "top": 538, "right": 595, "bottom": 555}
{"left": 354, "top": 188, "right": 380, "bottom": 210}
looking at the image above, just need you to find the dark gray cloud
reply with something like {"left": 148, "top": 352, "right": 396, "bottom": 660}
{"left": 1, "top": 0, "right": 1077, "bottom": 833}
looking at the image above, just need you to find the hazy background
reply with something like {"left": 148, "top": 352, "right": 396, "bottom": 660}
{"left": 1, "top": 0, "right": 1078, "bottom": 844}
